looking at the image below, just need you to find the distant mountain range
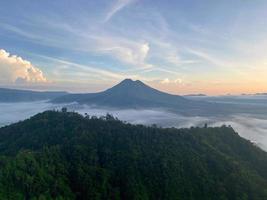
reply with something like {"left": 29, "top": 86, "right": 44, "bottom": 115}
{"left": 1, "top": 80, "right": 266, "bottom": 105}
{"left": 240, "top": 93, "right": 267, "bottom": 96}
{"left": 51, "top": 79, "right": 267, "bottom": 116}
{"left": 254, "top": 93, "right": 267, "bottom": 96}
{"left": 0, "top": 88, "right": 67, "bottom": 102}
{"left": 0, "top": 80, "right": 218, "bottom": 116}
{"left": 1, "top": 80, "right": 266, "bottom": 116}
{"left": 183, "top": 93, "right": 207, "bottom": 97}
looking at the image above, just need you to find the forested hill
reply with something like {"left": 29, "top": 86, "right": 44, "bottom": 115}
{"left": 1, "top": 111, "right": 267, "bottom": 199}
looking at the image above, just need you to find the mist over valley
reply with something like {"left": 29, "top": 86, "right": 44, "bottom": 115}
{"left": 1, "top": 92, "right": 267, "bottom": 151}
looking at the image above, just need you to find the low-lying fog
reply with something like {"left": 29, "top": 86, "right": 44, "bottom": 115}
{"left": 0, "top": 95, "right": 267, "bottom": 151}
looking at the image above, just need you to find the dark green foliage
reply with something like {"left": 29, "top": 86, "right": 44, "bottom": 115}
{"left": 1, "top": 111, "right": 267, "bottom": 199}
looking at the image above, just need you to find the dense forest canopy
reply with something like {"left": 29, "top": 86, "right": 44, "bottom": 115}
{"left": 0, "top": 110, "right": 267, "bottom": 199}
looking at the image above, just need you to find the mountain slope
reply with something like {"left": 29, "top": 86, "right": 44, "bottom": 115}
{"left": 52, "top": 79, "right": 192, "bottom": 109}
{"left": 0, "top": 88, "right": 68, "bottom": 102}
{"left": 51, "top": 79, "right": 237, "bottom": 116}
{"left": 1, "top": 110, "right": 267, "bottom": 199}
{"left": 49, "top": 79, "right": 267, "bottom": 116}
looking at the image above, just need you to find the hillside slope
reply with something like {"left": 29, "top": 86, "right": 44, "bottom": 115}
{"left": 0, "top": 88, "right": 67, "bottom": 102}
{"left": 0, "top": 111, "right": 267, "bottom": 199}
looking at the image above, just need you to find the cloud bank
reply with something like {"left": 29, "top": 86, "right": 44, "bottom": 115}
{"left": 0, "top": 49, "right": 47, "bottom": 84}
{"left": 1, "top": 101, "right": 267, "bottom": 151}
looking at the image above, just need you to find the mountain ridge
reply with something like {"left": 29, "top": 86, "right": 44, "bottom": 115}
{"left": 0, "top": 87, "right": 68, "bottom": 102}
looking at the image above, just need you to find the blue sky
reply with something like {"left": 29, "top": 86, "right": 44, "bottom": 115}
{"left": 0, "top": 0, "right": 267, "bottom": 94}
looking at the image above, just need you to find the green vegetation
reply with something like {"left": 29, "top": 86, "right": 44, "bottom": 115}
{"left": 1, "top": 110, "right": 267, "bottom": 199}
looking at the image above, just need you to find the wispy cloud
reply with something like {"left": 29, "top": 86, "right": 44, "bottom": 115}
{"left": 0, "top": 22, "right": 77, "bottom": 51}
{"left": 1, "top": 19, "right": 153, "bottom": 69}
{"left": 104, "top": 0, "right": 136, "bottom": 22}
{"left": 187, "top": 49, "right": 242, "bottom": 72}
{"left": 91, "top": 35, "right": 150, "bottom": 67}
{"left": 0, "top": 23, "right": 40, "bottom": 40}
{"left": 32, "top": 54, "right": 124, "bottom": 81}
{"left": 186, "top": 48, "right": 231, "bottom": 68}
{"left": 0, "top": 4, "right": 196, "bottom": 91}
{"left": 147, "top": 38, "right": 199, "bottom": 69}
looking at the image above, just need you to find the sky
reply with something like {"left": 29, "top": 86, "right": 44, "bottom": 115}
{"left": 0, "top": 0, "right": 267, "bottom": 95}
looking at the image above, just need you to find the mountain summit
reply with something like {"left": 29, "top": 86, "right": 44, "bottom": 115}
{"left": 52, "top": 79, "right": 190, "bottom": 109}
{"left": 111, "top": 78, "right": 145, "bottom": 88}
{"left": 105, "top": 79, "right": 153, "bottom": 94}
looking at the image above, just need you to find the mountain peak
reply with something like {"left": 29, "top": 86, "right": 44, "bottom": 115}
{"left": 120, "top": 78, "right": 142, "bottom": 84}
{"left": 115, "top": 79, "right": 146, "bottom": 88}
{"left": 122, "top": 78, "right": 134, "bottom": 82}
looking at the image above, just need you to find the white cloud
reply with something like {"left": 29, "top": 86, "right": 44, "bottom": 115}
{"left": 186, "top": 48, "right": 234, "bottom": 68}
{"left": 174, "top": 78, "right": 183, "bottom": 84}
{"left": 104, "top": 0, "right": 136, "bottom": 22}
{"left": 92, "top": 35, "right": 150, "bottom": 67}
{"left": 160, "top": 78, "right": 183, "bottom": 85}
{"left": 160, "top": 78, "right": 170, "bottom": 84}
{"left": 0, "top": 49, "right": 47, "bottom": 84}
